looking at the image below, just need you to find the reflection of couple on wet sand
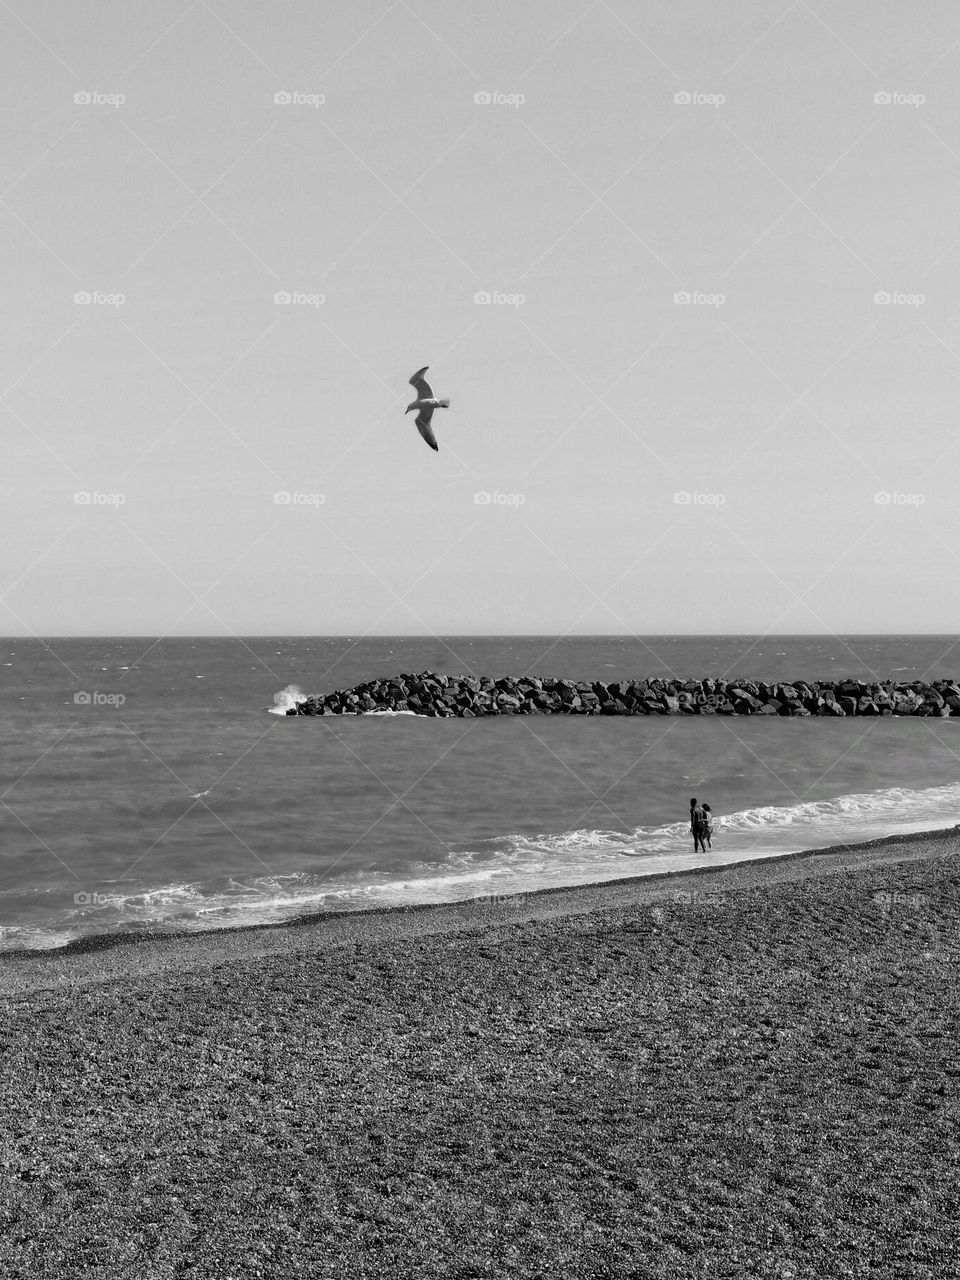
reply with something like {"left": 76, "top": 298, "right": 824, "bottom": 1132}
{"left": 689, "top": 798, "right": 714, "bottom": 853}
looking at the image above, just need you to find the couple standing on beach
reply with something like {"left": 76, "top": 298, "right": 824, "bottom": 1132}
{"left": 689, "top": 798, "right": 714, "bottom": 853}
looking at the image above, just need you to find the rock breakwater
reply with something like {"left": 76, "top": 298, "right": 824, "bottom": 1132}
{"left": 284, "top": 674, "right": 960, "bottom": 717}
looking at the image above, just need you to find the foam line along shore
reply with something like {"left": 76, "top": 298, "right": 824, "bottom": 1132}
{"left": 1, "top": 823, "right": 957, "bottom": 976}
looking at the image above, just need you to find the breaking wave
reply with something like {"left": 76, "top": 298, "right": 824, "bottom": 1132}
{"left": 268, "top": 684, "right": 304, "bottom": 715}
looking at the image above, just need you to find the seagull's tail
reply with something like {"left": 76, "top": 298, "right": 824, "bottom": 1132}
{"left": 438, "top": 399, "right": 451, "bottom": 409}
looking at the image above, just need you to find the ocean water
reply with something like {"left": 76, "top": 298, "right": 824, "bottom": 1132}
{"left": 2, "top": 634, "right": 960, "bottom": 951}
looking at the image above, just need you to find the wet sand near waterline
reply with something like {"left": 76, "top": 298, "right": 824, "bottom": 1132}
{"left": 1, "top": 832, "right": 959, "bottom": 1279}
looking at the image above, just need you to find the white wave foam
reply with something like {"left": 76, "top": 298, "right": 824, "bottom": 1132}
{"left": 269, "top": 683, "right": 428, "bottom": 718}
{"left": 269, "top": 684, "right": 304, "bottom": 715}
{"left": 712, "top": 781, "right": 960, "bottom": 836}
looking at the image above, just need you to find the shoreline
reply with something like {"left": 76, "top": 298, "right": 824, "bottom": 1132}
{"left": 2, "top": 823, "right": 956, "bottom": 993}
{"left": 1, "top": 817, "right": 957, "bottom": 1276}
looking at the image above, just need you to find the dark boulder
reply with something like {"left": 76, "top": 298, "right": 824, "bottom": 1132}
{"left": 600, "top": 699, "right": 631, "bottom": 715}
{"left": 732, "top": 691, "right": 762, "bottom": 712}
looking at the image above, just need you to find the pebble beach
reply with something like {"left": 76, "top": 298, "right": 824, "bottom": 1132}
{"left": 1, "top": 832, "right": 958, "bottom": 1279}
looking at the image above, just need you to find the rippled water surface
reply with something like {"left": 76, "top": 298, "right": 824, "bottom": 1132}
{"left": 2, "top": 634, "right": 959, "bottom": 949}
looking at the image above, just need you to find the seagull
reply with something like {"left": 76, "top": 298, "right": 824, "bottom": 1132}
{"left": 405, "top": 366, "right": 450, "bottom": 452}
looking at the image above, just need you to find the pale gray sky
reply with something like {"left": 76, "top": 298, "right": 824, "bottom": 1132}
{"left": 3, "top": 0, "right": 960, "bottom": 635}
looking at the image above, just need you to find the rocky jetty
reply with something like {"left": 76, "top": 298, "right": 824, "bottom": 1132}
{"left": 285, "top": 673, "right": 960, "bottom": 717}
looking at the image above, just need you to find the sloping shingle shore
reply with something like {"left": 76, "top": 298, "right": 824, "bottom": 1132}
{"left": 1, "top": 832, "right": 958, "bottom": 1279}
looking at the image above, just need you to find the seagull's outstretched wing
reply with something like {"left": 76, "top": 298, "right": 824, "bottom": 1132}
{"left": 409, "top": 365, "right": 434, "bottom": 398}
{"left": 415, "top": 408, "right": 439, "bottom": 451}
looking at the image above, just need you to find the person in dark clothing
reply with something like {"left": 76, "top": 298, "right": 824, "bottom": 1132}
{"left": 689, "top": 797, "right": 707, "bottom": 852}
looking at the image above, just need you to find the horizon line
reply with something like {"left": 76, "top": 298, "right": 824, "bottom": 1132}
{"left": 2, "top": 632, "right": 959, "bottom": 642}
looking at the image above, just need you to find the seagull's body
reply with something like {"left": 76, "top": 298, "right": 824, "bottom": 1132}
{"left": 406, "top": 365, "right": 450, "bottom": 451}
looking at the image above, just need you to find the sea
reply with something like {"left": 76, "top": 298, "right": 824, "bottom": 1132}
{"left": 2, "top": 634, "right": 960, "bottom": 952}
